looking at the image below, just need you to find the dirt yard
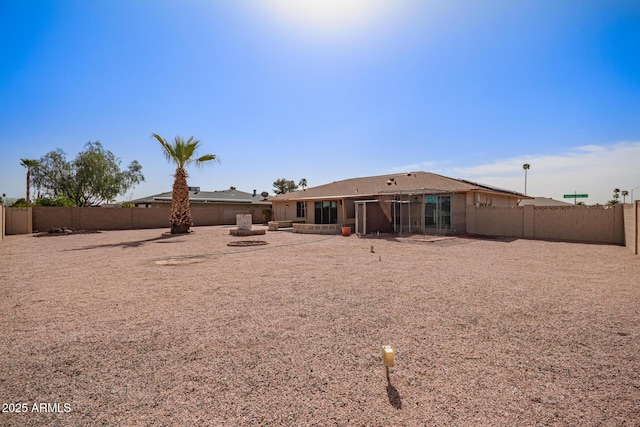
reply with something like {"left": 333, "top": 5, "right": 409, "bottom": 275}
{"left": 0, "top": 226, "right": 638, "bottom": 426}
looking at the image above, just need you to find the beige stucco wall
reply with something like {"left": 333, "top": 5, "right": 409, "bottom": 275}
{"left": 5, "top": 207, "right": 33, "bottom": 235}
{"left": 451, "top": 193, "right": 467, "bottom": 234}
{"left": 473, "top": 206, "right": 524, "bottom": 237}
{"left": 273, "top": 201, "right": 313, "bottom": 223}
{"left": 466, "top": 191, "right": 520, "bottom": 208}
{"left": 471, "top": 204, "right": 624, "bottom": 244}
{"left": 28, "top": 204, "right": 270, "bottom": 233}
{"left": 623, "top": 202, "right": 639, "bottom": 254}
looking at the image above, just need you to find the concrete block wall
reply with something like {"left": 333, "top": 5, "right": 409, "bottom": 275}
{"left": 623, "top": 202, "right": 639, "bottom": 254}
{"left": 1, "top": 206, "right": 4, "bottom": 239}
{"left": 28, "top": 204, "right": 269, "bottom": 233}
{"left": 473, "top": 206, "right": 524, "bottom": 237}
{"left": 472, "top": 204, "right": 624, "bottom": 245}
{"left": 5, "top": 207, "right": 32, "bottom": 235}
{"left": 532, "top": 205, "right": 622, "bottom": 244}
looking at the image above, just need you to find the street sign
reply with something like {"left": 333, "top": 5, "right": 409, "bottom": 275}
{"left": 563, "top": 194, "right": 588, "bottom": 198}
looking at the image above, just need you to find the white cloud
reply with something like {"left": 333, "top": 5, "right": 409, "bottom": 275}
{"left": 387, "top": 161, "right": 439, "bottom": 173}
{"left": 421, "top": 141, "right": 640, "bottom": 204}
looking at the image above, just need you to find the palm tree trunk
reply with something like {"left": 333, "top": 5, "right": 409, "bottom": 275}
{"left": 26, "top": 169, "right": 31, "bottom": 203}
{"left": 170, "top": 167, "right": 192, "bottom": 234}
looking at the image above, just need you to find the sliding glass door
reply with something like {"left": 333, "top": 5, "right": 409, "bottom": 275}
{"left": 314, "top": 201, "right": 338, "bottom": 224}
{"left": 425, "top": 195, "right": 451, "bottom": 230}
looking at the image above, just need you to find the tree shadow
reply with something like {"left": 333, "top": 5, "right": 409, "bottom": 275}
{"left": 66, "top": 233, "right": 184, "bottom": 250}
{"left": 386, "top": 379, "right": 402, "bottom": 409}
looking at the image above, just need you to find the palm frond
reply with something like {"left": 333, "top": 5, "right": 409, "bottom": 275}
{"left": 152, "top": 133, "right": 179, "bottom": 166}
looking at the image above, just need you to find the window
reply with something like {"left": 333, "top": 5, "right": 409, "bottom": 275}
{"left": 296, "top": 201, "right": 306, "bottom": 218}
{"left": 314, "top": 201, "right": 338, "bottom": 224}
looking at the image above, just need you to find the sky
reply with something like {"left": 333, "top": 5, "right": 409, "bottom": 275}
{"left": 1, "top": 0, "right": 639, "bottom": 205}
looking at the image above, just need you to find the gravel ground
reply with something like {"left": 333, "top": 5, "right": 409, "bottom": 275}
{"left": 1, "top": 226, "right": 638, "bottom": 426}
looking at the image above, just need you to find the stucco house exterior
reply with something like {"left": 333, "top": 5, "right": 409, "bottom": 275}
{"left": 271, "top": 172, "right": 528, "bottom": 235}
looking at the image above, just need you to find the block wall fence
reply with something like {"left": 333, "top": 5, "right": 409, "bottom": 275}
{"left": 466, "top": 204, "right": 626, "bottom": 245}
{"left": 3, "top": 205, "right": 270, "bottom": 235}
{"left": 3, "top": 203, "right": 639, "bottom": 255}
{"left": 623, "top": 201, "right": 639, "bottom": 254}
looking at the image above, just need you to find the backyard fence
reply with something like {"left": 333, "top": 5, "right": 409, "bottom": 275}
{"left": 623, "top": 201, "right": 639, "bottom": 254}
{"left": 4, "top": 205, "right": 270, "bottom": 235}
{"left": 467, "top": 204, "right": 625, "bottom": 245}
{"left": 3, "top": 202, "right": 639, "bottom": 255}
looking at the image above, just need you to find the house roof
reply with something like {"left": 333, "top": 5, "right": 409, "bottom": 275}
{"left": 130, "top": 189, "right": 271, "bottom": 205}
{"left": 272, "top": 172, "right": 527, "bottom": 201}
{"left": 518, "top": 197, "right": 573, "bottom": 206}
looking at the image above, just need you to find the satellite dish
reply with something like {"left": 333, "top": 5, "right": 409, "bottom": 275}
{"left": 260, "top": 191, "right": 269, "bottom": 199}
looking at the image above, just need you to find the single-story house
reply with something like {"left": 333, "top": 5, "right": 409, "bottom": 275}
{"left": 129, "top": 188, "right": 273, "bottom": 224}
{"left": 130, "top": 188, "right": 270, "bottom": 207}
{"left": 270, "top": 172, "right": 529, "bottom": 235}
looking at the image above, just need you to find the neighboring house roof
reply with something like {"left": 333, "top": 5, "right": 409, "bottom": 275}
{"left": 130, "top": 189, "right": 271, "bottom": 205}
{"left": 518, "top": 197, "right": 573, "bottom": 206}
{"left": 272, "top": 172, "right": 528, "bottom": 201}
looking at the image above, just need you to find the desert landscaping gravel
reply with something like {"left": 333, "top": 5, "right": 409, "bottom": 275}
{"left": 1, "top": 226, "right": 638, "bottom": 426}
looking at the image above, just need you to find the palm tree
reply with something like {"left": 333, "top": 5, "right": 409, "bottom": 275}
{"left": 621, "top": 190, "right": 629, "bottom": 203}
{"left": 20, "top": 158, "right": 40, "bottom": 204}
{"left": 299, "top": 178, "right": 308, "bottom": 190}
{"left": 522, "top": 163, "right": 530, "bottom": 195}
{"left": 152, "top": 133, "right": 218, "bottom": 234}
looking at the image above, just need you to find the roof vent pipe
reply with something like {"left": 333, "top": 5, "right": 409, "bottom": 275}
{"left": 253, "top": 189, "right": 257, "bottom": 197}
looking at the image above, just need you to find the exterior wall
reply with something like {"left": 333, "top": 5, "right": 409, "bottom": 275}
{"left": 472, "top": 204, "right": 624, "bottom": 244}
{"left": 489, "top": 194, "right": 520, "bottom": 207}
{"left": 467, "top": 191, "right": 520, "bottom": 208}
{"left": 623, "top": 202, "right": 639, "bottom": 254}
{"left": 272, "top": 201, "right": 302, "bottom": 223}
{"left": 1, "top": 206, "right": 5, "bottom": 239}
{"left": 273, "top": 200, "right": 347, "bottom": 225}
{"left": 5, "top": 207, "right": 33, "bottom": 235}
{"left": 451, "top": 193, "right": 467, "bottom": 234}
{"left": 30, "top": 204, "right": 270, "bottom": 232}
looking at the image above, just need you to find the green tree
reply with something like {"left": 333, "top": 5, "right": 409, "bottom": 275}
{"left": 273, "top": 178, "right": 299, "bottom": 195}
{"left": 31, "top": 142, "right": 144, "bottom": 206}
{"left": 20, "top": 158, "right": 40, "bottom": 204}
{"left": 152, "top": 133, "right": 218, "bottom": 234}
{"left": 34, "top": 195, "right": 74, "bottom": 207}
{"left": 607, "top": 189, "right": 621, "bottom": 206}
{"left": 11, "top": 198, "right": 29, "bottom": 207}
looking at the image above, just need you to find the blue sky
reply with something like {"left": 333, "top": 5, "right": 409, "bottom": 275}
{"left": 1, "top": 0, "right": 639, "bottom": 204}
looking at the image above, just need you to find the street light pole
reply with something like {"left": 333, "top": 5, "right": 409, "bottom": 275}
{"left": 522, "top": 163, "right": 530, "bottom": 195}
{"left": 631, "top": 186, "right": 640, "bottom": 202}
